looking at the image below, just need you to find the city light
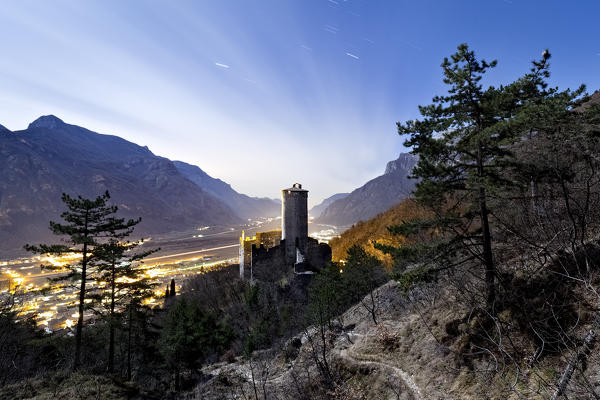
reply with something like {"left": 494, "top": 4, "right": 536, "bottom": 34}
{"left": 2, "top": 252, "right": 233, "bottom": 330}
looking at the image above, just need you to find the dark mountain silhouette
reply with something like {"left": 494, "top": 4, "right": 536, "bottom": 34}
{"left": 173, "top": 160, "right": 280, "bottom": 219}
{"left": 0, "top": 115, "right": 241, "bottom": 256}
{"left": 316, "top": 153, "right": 418, "bottom": 227}
{"left": 309, "top": 192, "right": 349, "bottom": 218}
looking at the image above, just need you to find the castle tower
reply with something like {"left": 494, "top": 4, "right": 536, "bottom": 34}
{"left": 281, "top": 183, "right": 308, "bottom": 264}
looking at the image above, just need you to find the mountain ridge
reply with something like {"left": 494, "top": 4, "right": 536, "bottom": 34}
{"left": 309, "top": 192, "right": 349, "bottom": 218}
{"left": 0, "top": 115, "right": 274, "bottom": 256}
{"left": 173, "top": 160, "right": 280, "bottom": 219}
{"left": 316, "top": 153, "right": 418, "bottom": 227}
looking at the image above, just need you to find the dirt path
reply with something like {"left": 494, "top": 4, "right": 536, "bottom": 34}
{"left": 338, "top": 345, "right": 423, "bottom": 399}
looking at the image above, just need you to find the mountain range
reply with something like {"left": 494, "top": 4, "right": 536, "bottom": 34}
{"left": 1, "top": 115, "right": 420, "bottom": 256}
{"left": 315, "top": 153, "right": 418, "bottom": 227}
{"left": 0, "top": 116, "right": 278, "bottom": 256}
{"left": 309, "top": 193, "right": 349, "bottom": 219}
{"left": 172, "top": 161, "right": 280, "bottom": 220}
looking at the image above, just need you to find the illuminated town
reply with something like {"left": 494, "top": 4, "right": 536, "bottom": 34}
{"left": 0, "top": 218, "right": 338, "bottom": 332}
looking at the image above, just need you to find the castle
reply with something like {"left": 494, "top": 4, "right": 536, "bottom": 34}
{"left": 239, "top": 183, "right": 331, "bottom": 281}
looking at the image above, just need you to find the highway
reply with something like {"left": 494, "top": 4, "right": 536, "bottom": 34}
{"left": 144, "top": 244, "right": 239, "bottom": 263}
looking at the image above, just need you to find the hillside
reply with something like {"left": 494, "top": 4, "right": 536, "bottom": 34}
{"left": 329, "top": 198, "right": 427, "bottom": 267}
{"left": 317, "top": 153, "right": 418, "bottom": 227}
{"left": 0, "top": 116, "right": 240, "bottom": 256}
{"left": 173, "top": 160, "right": 280, "bottom": 219}
{"left": 189, "top": 273, "right": 600, "bottom": 399}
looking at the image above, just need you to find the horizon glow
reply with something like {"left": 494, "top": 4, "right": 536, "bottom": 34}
{"left": 1, "top": 0, "right": 599, "bottom": 206}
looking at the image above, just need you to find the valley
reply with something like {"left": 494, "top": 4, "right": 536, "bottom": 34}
{"left": 0, "top": 218, "right": 340, "bottom": 331}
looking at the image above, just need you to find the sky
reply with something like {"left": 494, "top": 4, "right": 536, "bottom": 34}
{"left": 1, "top": 1, "right": 599, "bottom": 206}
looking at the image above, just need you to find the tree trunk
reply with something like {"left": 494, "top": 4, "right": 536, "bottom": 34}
{"left": 108, "top": 260, "right": 116, "bottom": 373}
{"left": 127, "top": 303, "right": 132, "bottom": 381}
{"left": 74, "top": 242, "right": 87, "bottom": 370}
{"left": 478, "top": 143, "right": 496, "bottom": 314}
{"left": 551, "top": 328, "right": 597, "bottom": 399}
{"left": 249, "top": 359, "right": 259, "bottom": 400}
{"left": 480, "top": 187, "right": 495, "bottom": 313}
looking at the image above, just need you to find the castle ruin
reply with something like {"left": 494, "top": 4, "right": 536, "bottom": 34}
{"left": 239, "top": 183, "right": 331, "bottom": 281}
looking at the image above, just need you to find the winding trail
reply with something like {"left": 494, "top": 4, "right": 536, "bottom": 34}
{"left": 208, "top": 327, "right": 425, "bottom": 399}
{"left": 338, "top": 345, "right": 423, "bottom": 399}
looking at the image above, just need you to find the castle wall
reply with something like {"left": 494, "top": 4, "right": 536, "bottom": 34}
{"left": 294, "top": 237, "right": 332, "bottom": 274}
{"left": 250, "top": 242, "right": 287, "bottom": 281}
{"left": 240, "top": 230, "right": 282, "bottom": 280}
{"left": 305, "top": 237, "right": 332, "bottom": 270}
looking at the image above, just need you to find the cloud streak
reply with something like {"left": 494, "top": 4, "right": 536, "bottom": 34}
{"left": 0, "top": 1, "right": 598, "bottom": 205}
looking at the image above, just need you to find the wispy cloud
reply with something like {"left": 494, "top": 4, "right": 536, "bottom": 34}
{"left": 346, "top": 52, "right": 359, "bottom": 60}
{"left": 401, "top": 41, "right": 422, "bottom": 51}
{"left": 215, "top": 62, "right": 230, "bottom": 68}
{"left": 363, "top": 38, "right": 375, "bottom": 44}
{"left": 300, "top": 44, "right": 313, "bottom": 51}
{"left": 324, "top": 25, "right": 339, "bottom": 34}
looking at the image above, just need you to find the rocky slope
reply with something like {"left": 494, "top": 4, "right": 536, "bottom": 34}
{"left": 317, "top": 153, "right": 418, "bottom": 227}
{"left": 192, "top": 274, "right": 600, "bottom": 399}
{"left": 0, "top": 116, "right": 240, "bottom": 256}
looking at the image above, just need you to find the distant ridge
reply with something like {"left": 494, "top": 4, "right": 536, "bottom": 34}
{"left": 0, "top": 115, "right": 270, "bottom": 256}
{"left": 173, "top": 160, "right": 280, "bottom": 219}
{"left": 309, "top": 193, "right": 349, "bottom": 219}
{"left": 316, "top": 153, "right": 418, "bottom": 227}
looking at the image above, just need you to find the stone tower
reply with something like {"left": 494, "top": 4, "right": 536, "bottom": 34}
{"left": 281, "top": 183, "right": 308, "bottom": 264}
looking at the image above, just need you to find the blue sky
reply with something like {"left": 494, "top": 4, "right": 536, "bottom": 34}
{"left": 1, "top": 1, "right": 599, "bottom": 206}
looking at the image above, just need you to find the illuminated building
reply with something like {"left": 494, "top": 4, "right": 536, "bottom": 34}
{"left": 239, "top": 183, "right": 331, "bottom": 280}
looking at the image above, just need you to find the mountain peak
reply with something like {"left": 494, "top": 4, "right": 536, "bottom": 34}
{"left": 28, "top": 115, "right": 66, "bottom": 130}
{"left": 384, "top": 153, "right": 418, "bottom": 175}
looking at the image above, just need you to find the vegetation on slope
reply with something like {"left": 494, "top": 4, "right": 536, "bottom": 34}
{"left": 329, "top": 199, "right": 426, "bottom": 268}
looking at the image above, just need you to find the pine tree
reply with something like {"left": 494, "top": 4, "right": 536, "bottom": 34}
{"left": 170, "top": 278, "right": 176, "bottom": 297}
{"left": 392, "top": 44, "right": 553, "bottom": 314}
{"left": 25, "top": 191, "right": 127, "bottom": 369}
{"left": 91, "top": 225, "right": 158, "bottom": 373}
{"left": 342, "top": 246, "right": 387, "bottom": 324}
{"left": 158, "top": 298, "right": 234, "bottom": 390}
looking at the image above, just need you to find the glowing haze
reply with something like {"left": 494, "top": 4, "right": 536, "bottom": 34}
{"left": 1, "top": 1, "right": 599, "bottom": 206}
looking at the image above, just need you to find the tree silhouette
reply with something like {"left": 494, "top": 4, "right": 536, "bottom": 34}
{"left": 91, "top": 228, "right": 158, "bottom": 373}
{"left": 25, "top": 191, "right": 140, "bottom": 370}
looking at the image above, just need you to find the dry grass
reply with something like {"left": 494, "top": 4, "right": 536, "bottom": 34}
{"left": 0, "top": 372, "right": 142, "bottom": 400}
